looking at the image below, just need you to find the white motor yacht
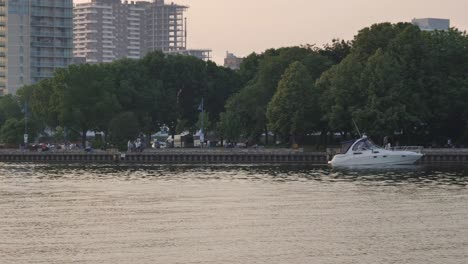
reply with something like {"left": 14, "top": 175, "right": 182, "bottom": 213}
{"left": 330, "top": 136, "right": 423, "bottom": 167}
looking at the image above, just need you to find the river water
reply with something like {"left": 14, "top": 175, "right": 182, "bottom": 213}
{"left": 0, "top": 164, "right": 467, "bottom": 264}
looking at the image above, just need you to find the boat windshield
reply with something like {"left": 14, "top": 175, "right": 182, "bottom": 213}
{"left": 340, "top": 140, "right": 355, "bottom": 154}
{"left": 352, "top": 138, "right": 380, "bottom": 151}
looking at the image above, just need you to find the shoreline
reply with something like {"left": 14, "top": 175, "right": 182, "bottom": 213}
{"left": 0, "top": 148, "right": 466, "bottom": 165}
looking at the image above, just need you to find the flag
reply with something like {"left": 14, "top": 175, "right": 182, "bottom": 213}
{"left": 21, "top": 101, "right": 27, "bottom": 114}
{"left": 197, "top": 98, "right": 204, "bottom": 112}
{"left": 176, "top": 89, "right": 182, "bottom": 103}
{"left": 200, "top": 131, "right": 205, "bottom": 143}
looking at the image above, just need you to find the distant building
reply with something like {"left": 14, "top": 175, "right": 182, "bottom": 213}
{"left": 142, "top": 0, "right": 187, "bottom": 54}
{"left": 0, "top": 0, "right": 74, "bottom": 95}
{"left": 74, "top": 0, "right": 145, "bottom": 63}
{"left": 113, "top": 1, "right": 146, "bottom": 60}
{"left": 72, "top": 57, "right": 87, "bottom": 65}
{"left": 165, "top": 49, "right": 212, "bottom": 61}
{"left": 412, "top": 18, "right": 450, "bottom": 31}
{"left": 224, "top": 52, "right": 244, "bottom": 70}
{"left": 74, "top": 0, "right": 209, "bottom": 64}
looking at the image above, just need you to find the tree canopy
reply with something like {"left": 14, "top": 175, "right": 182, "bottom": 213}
{"left": 317, "top": 23, "right": 468, "bottom": 145}
{"left": 7, "top": 51, "right": 242, "bottom": 149}
{"left": 2, "top": 22, "right": 468, "bottom": 149}
{"left": 267, "top": 62, "right": 314, "bottom": 145}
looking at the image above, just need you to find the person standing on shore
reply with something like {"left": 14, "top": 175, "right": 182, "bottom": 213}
{"left": 127, "top": 140, "right": 133, "bottom": 152}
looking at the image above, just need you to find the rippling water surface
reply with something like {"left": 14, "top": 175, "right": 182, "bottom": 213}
{"left": 0, "top": 163, "right": 467, "bottom": 264}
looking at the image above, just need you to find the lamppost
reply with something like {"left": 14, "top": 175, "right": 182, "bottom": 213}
{"left": 199, "top": 97, "right": 204, "bottom": 148}
{"left": 23, "top": 100, "right": 28, "bottom": 147}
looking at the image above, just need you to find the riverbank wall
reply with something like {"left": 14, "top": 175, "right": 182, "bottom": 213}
{"left": 418, "top": 149, "right": 468, "bottom": 164}
{"left": 0, "top": 148, "right": 327, "bottom": 165}
{"left": 0, "top": 148, "right": 466, "bottom": 165}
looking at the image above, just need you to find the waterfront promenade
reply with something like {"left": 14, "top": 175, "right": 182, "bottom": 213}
{"left": 0, "top": 148, "right": 467, "bottom": 165}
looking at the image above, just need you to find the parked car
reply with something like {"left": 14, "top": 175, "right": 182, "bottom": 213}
{"left": 29, "top": 143, "right": 50, "bottom": 152}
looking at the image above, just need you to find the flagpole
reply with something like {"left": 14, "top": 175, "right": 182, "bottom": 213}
{"left": 201, "top": 97, "right": 204, "bottom": 148}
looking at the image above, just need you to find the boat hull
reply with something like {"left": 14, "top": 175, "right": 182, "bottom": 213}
{"left": 330, "top": 151, "right": 423, "bottom": 167}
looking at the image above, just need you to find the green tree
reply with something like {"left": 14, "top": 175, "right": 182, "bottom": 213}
{"left": 316, "top": 22, "right": 468, "bottom": 145}
{"left": 0, "top": 95, "right": 22, "bottom": 125}
{"left": 223, "top": 83, "right": 266, "bottom": 143}
{"left": 224, "top": 47, "right": 336, "bottom": 143}
{"left": 17, "top": 81, "right": 59, "bottom": 130}
{"left": 111, "top": 57, "right": 162, "bottom": 142}
{"left": 316, "top": 53, "right": 366, "bottom": 137}
{"left": 238, "top": 52, "right": 262, "bottom": 84}
{"left": 352, "top": 49, "right": 411, "bottom": 138}
{"left": 267, "top": 62, "right": 314, "bottom": 145}
{"left": 217, "top": 111, "right": 242, "bottom": 144}
{"left": 196, "top": 112, "right": 212, "bottom": 132}
{"left": 0, "top": 118, "right": 23, "bottom": 145}
{"left": 205, "top": 61, "right": 242, "bottom": 124}
{"left": 319, "top": 39, "right": 352, "bottom": 64}
{"left": 57, "top": 64, "right": 121, "bottom": 146}
{"left": 108, "top": 112, "right": 140, "bottom": 150}
{"left": 0, "top": 118, "right": 40, "bottom": 145}
{"left": 54, "top": 126, "right": 66, "bottom": 143}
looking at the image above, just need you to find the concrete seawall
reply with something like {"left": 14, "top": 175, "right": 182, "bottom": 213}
{"left": 418, "top": 149, "right": 468, "bottom": 164}
{"left": 0, "top": 149, "right": 328, "bottom": 165}
{"left": 0, "top": 148, "right": 466, "bottom": 165}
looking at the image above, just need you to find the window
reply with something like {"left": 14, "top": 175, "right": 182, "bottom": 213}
{"left": 352, "top": 139, "right": 379, "bottom": 151}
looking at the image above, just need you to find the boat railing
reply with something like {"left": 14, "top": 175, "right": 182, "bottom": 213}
{"left": 388, "top": 146, "right": 423, "bottom": 153}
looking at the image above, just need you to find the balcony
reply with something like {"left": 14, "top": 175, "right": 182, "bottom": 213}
{"left": 30, "top": 31, "right": 73, "bottom": 38}
{"left": 32, "top": 1, "right": 72, "bottom": 8}
{"left": 31, "top": 11, "right": 73, "bottom": 18}
{"left": 32, "top": 41, "right": 71, "bottom": 48}
{"left": 32, "top": 22, "right": 73, "bottom": 28}
{"left": 32, "top": 62, "right": 68, "bottom": 68}
{"left": 31, "top": 51, "right": 72, "bottom": 58}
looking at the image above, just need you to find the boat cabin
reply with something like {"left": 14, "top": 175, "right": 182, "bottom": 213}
{"left": 342, "top": 137, "right": 380, "bottom": 154}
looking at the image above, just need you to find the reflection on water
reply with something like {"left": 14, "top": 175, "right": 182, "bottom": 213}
{"left": 1, "top": 163, "right": 467, "bottom": 187}
{"left": 0, "top": 163, "right": 467, "bottom": 264}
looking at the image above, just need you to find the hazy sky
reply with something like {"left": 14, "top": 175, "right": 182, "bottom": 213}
{"left": 75, "top": 0, "right": 468, "bottom": 64}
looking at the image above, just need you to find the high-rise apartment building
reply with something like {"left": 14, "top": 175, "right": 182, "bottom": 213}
{"left": 114, "top": 1, "right": 145, "bottom": 59}
{"left": 74, "top": 0, "right": 145, "bottom": 63}
{"left": 74, "top": 0, "right": 190, "bottom": 64}
{"left": 74, "top": 0, "right": 117, "bottom": 63}
{"left": 142, "top": 0, "right": 186, "bottom": 54}
{"left": 0, "top": 0, "right": 74, "bottom": 95}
